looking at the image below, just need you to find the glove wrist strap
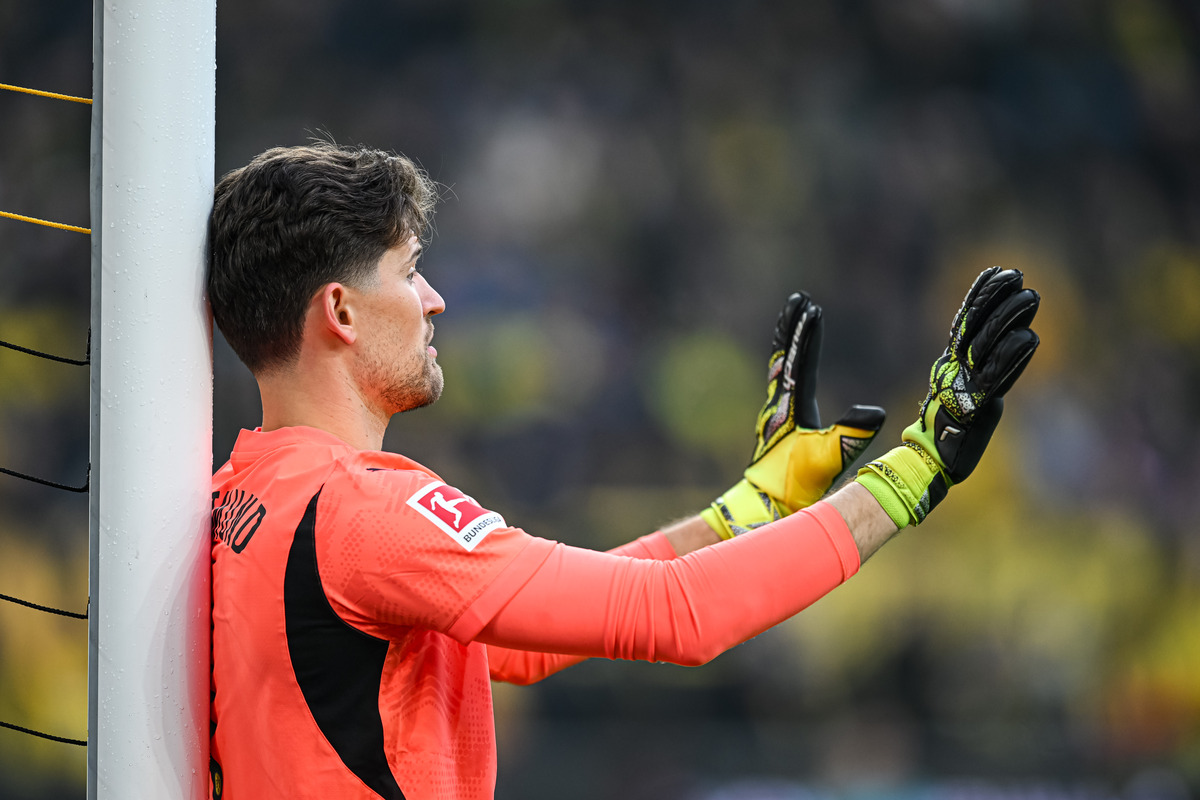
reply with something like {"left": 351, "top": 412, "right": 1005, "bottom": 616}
{"left": 854, "top": 443, "right": 949, "bottom": 529}
{"left": 702, "top": 478, "right": 786, "bottom": 540}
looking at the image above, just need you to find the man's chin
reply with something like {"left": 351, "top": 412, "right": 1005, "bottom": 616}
{"left": 395, "top": 365, "right": 444, "bottom": 414}
{"left": 405, "top": 385, "right": 442, "bottom": 413}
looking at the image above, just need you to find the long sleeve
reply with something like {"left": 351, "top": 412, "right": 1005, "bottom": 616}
{"left": 486, "top": 530, "right": 678, "bottom": 685}
{"left": 478, "top": 502, "right": 859, "bottom": 667}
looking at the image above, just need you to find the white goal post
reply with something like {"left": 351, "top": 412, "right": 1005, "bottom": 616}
{"left": 88, "top": 0, "right": 215, "bottom": 797}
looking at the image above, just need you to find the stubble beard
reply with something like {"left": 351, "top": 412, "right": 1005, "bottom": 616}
{"left": 383, "top": 355, "right": 444, "bottom": 414}
{"left": 361, "top": 346, "right": 444, "bottom": 417}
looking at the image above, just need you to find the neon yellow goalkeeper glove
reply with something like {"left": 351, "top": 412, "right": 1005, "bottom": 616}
{"left": 702, "top": 292, "right": 886, "bottom": 540}
{"left": 856, "top": 267, "right": 1040, "bottom": 528}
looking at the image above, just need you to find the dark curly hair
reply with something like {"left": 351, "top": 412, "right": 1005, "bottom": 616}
{"left": 207, "top": 142, "right": 437, "bottom": 373}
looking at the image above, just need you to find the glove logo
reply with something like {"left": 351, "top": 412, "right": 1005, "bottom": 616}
{"left": 939, "top": 426, "right": 962, "bottom": 441}
{"left": 407, "top": 482, "right": 506, "bottom": 552}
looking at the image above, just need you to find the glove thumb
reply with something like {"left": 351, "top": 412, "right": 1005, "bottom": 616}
{"left": 745, "top": 403, "right": 887, "bottom": 512}
{"left": 833, "top": 404, "right": 887, "bottom": 433}
{"left": 831, "top": 404, "right": 887, "bottom": 469}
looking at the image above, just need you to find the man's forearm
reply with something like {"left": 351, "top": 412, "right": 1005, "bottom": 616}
{"left": 478, "top": 503, "right": 860, "bottom": 666}
{"left": 487, "top": 491, "right": 893, "bottom": 681}
{"left": 661, "top": 483, "right": 897, "bottom": 564}
{"left": 660, "top": 514, "right": 723, "bottom": 556}
{"left": 824, "top": 481, "right": 899, "bottom": 564}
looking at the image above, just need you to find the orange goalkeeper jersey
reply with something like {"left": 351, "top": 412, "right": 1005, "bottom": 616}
{"left": 210, "top": 426, "right": 556, "bottom": 800}
{"left": 211, "top": 425, "right": 861, "bottom": 800}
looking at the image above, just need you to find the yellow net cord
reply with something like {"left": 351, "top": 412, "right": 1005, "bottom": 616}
{"left": 0, "top": 82, "right": 92, "bottom": 105}
{"left": 0, "top": 211, "right": 90, "bottom": 235}
{"left": 0, "top": 83, "right": 92, "bottom": 233}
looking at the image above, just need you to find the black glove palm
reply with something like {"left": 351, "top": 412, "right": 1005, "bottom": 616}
{"left": 857, "top": 267, "right": 1040, "bottom": 527}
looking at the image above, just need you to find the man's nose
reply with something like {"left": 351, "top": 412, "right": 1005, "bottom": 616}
{"left": 419, "top": 275, "right": 445, "bottom": 316}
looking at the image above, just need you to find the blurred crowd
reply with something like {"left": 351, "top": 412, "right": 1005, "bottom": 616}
{"left": 1, "top": 1, "right": 1198, "bottom": 798}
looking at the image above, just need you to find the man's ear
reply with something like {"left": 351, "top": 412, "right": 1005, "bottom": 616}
{"left": 318, "top": 283, "right": 357, "bottom": 346}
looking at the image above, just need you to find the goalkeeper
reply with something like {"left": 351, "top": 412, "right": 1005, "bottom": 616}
{"left": 208, "top": 143, "right": 1040, "bottom": 800}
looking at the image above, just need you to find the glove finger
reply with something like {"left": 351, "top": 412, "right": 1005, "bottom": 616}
{"left": 976, "top": 327, "right": 1040, "bottom": 399}
{"left": 967, "top": 288, "right": 1040, "bottom": 368}
{"left": 779, "top": 296, "right": 823, "bottom": 430}
{"left": 754, "top": 293, "right": 821, "bottom": 463}
{"left": 948, "top": 266, "right": 1002, "bottom": 345}
{"left": 771, "top": 292, "right": 812, "bottom": 355}
{"left": 833, "top": 404, "right": 886, "bottom": 432}
{"left": 956, "top": 267, "right": 1003, "bottom": 322}
{"left": 767, "top": 293, "right": 807, "bottom": 385}
{"left": 958, "top": 268, "right": 1025, "bottom": 354}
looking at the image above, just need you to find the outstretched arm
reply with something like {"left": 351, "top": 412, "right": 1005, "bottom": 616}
{"left": 486, "top": 267, "right": 1038, "bottom": 678}
{"left": 484, "top": 503, "right": 892, "bottom": 684}
{"left": 486, "top": 530, "right": 678, "bottom": 685}
{"left": 485, "top": 517, "right": 754, "bottom": 684}
{"left": 487, "top": 290, "right": 880, "bottom": 684}
{"left": 479, "top": 492, "right": 885, "bottom": 668}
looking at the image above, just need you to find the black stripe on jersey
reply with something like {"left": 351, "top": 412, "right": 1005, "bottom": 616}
{"left": 284, "top": 489, "right": 406, "bottom": 799}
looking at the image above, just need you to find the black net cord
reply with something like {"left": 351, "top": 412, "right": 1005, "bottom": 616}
{"left": 0, "top": 327, "right": 90, "bottom": 366}
{"left": 0, "top": 719, "right": 86, "bottom": 747}
{"left": 0, "top": 465, "right": 89, "bottom": 493}
{"left": 0, "top": 592, "right": 87, "bottom": 620}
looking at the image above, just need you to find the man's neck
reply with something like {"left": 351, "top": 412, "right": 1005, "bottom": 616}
{"left": 257, "top": 368, "right": 388, "bottom": 451}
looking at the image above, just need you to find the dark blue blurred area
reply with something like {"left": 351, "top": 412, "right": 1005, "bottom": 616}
{"left": 2, "top": 1, "right": 1199, "bottom": 797}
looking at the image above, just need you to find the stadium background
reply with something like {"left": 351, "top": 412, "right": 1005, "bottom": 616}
{"left": 1, "top": 0, "right": 1198, "bottom": 798}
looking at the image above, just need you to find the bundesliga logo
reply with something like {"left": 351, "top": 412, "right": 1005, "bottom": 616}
{"left": 406, "top": 481, "right": 506, "bottom": 551}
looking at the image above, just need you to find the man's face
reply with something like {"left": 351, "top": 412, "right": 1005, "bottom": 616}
{"left": 352, "top": 235, "right": 446, "bottom": 415}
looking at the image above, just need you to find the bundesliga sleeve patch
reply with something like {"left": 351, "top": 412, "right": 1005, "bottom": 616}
{"left": 406, "top": 481, "right": 507, "bottom": 552}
